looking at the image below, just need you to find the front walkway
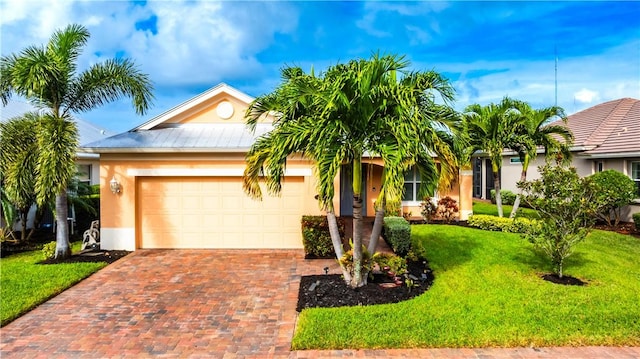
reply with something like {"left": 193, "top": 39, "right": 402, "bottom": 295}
{"left": 1, "top": 249, "right": 638, "bottom": 358}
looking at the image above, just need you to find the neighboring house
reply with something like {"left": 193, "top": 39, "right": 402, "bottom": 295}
{"left": 0, "top": 100, "right": 114, "bottom": 230}
{"left": 83, "top": 83, "right": 472, "bottom": 251}
{"left": 473, "top": 98, "right": 640, "bottom": 221}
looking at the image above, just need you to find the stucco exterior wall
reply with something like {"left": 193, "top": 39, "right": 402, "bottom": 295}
{"left": 99, "top": 153, "right": 321, "bottom": 250}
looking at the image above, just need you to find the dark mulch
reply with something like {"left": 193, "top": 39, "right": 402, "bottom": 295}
{"left": 39, "top": 249, "right": 130, "bottom": 265}
{"left": 541, "top": 273, "right": 587, "bottom": 286}
{"left": 594, "top": 221, "right": 640, "bottom": 238}
{"left": 296, "top": 260, "right": 434, "bottom": 312}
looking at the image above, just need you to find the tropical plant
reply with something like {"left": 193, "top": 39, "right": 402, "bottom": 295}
{"left": 589, "top": 170, "right": 637, "bottom": 227}
{"left": 436, "top": 196, "right": 459, "bottom": 223}
{"left": 243, "top": 53, "right": 458, "bottom": 287}
{"left": 462, "top": 97, "right": 524, "bottom": 217}
{"left": 518, "top": 164, "right": 598, "bottom": 278}
{"left": 0, "top": 113, "right": 40, "bottom": 241}
{"left": 1, "top": 24, "right": 153, "bottom": 258}
{"left": 507, "top": 101, "right": 573, "bottom": 218}
{"left": 1, "top": 186, "right": 19, "bottom": 242}
{"left": 420, "top": 196, "right": 438, "bottom": 223}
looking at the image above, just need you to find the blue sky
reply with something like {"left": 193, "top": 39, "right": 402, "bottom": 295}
{"left": 1, "top": 1, "right": 639, "bottom": 133}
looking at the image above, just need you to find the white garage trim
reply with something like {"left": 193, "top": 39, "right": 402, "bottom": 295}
{"left": 127, "top": 168, "right": 312, "bottom": 177}
{"left": 101, "top": 227, "right": 135, "bottom": 251}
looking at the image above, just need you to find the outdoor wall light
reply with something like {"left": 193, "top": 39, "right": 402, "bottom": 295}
{"left": 110, "top": 177, "right": 121, "bottom": 194}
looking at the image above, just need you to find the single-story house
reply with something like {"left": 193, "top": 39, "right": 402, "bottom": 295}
{"left": 83, "top": 83, "right": 473, "bottom": 251}
{"left": 1, "top": 100, "right": 114, "bottom": 230}
{"left": 473, "top": 97, "right": 640, "bottom": 221}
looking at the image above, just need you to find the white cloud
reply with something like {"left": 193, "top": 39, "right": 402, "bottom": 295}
{"left": 573, "top": 88, "right": 599, "bottom": 104}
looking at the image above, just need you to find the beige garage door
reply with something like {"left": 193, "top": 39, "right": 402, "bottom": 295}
{"left": 137, "top": 176, "right": 304, "bottom": 249}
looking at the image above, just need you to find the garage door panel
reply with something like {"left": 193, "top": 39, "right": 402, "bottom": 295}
{"left": 138, "top": 176, "right": 304, "bottom": 249}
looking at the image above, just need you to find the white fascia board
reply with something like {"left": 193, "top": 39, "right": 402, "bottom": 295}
{"left": 578, "top": 152, "right": 640, "bottom": 159}
{"left": 76, "top": 152, "right": 100, "bottom": 159}
{"left": 127, "top": 168, "right": 312, "bottom": 177}
{"left": 81, "top": 147, "right": 251, "bottom": 154}
{"left": 134, "top": 83, "right": 255, "bottom": 131}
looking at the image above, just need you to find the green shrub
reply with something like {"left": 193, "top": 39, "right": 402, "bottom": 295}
{"left": 468, "top": 214, "right": 540, "bottom": 234}
{"left": 383, "top": 216, "right": 411, "bottom": 256}
{"left": 301, "top": 215, "right": 345, "bottom": 258}
{"left": 490, "top": 189, "right": 517, "bottom": 205}
{"left": 633, "top": 213, "right": 640, "bottom": 230}
{"left": 41, "top": 241, "right": 56, "bottom": 260}
{"left": 589, "top": 170, "right": 637, "bottom": 227}
{"left": 420, "top": 197, "right": 437, "bottom": 223}
{"left": 372, "top": 252, "right": 408, "bottom": 275}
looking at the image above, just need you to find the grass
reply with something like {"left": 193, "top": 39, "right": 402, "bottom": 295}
{"left": 292, "top": 225, "right": 640, "bottom": 349}
{"left": 0, "top": 242, "right": 107, "bottom": 326}
{"left": 473, "top": 200, "right": 539, "bottom": 219}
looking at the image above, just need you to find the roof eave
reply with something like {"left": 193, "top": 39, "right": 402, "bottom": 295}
{"left": 80, "top": 147, "right": 251, "bottom": 154}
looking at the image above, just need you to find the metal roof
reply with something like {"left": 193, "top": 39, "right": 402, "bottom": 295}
{"left": 0, "top": 100, "right": 115, "bottom": 146}
{"left": 82, "top": 123, "right": 274, "bottom": 153}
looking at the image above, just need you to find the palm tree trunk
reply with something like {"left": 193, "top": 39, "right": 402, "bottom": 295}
{"left": 55, "top": 190, "right": 71, "bottom": 259}
{"left": 326, "top": 211, "right": 351, "bottom": 283}
{"left": 493, "top": 169, "right": 503, "bottom": 218}
{"left": 510, "top": 169, "right": 527, "bottom": 218}
{"left": 367, "top": 208, "right": 384, "bottom": 255}
{"left": 350, "top": 158, "right": 366, "bottom": 288}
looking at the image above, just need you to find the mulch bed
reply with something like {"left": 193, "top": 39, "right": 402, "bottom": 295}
{"left": 594, "top": 222, "right": 640, "bottom": 238}
{"left": 541, "top": 273, "right": 587, "bottom": 286}
{"left": 39, "top": 249, "right": 130, "bottom": 264}
{"left": 296, "top": 259, "right": 434, "bottom": 312}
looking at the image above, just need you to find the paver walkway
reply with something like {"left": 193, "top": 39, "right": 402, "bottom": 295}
{"left": 1, "top": 249, "right": 639, "bottom": 358}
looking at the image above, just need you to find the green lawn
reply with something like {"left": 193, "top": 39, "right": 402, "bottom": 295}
{"left": 292, "top": 225, "right": 640, "bottom": 349}
{"left": 473, "top": 200, "right": 539, "bottom": 219}
{"left": 0, "top": 242, "right": 107, "bottom": 326}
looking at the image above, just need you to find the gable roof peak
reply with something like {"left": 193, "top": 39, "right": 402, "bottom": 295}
{"left": 134, "top": 83, "right": 255, "bottom": 131}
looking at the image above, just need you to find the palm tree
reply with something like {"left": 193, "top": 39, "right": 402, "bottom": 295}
{"left": 243, "top": 54, "right": 457, "bottom": 287}
{"left": 463, "top": 97, "right": 524, "bottom": 217}
{"left": 507, "top": 102, "right": 573, "bottom": 218}
{"left": 1, "top": 24, "right": 153, "bottom": 258}
{"left": 0, "top": 112, "right": 40, "bottom": 241}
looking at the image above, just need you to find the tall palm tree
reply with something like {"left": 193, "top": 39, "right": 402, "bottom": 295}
{"left": 243, "top": 53, "right": 457, "bottom": 288}
{"left": 507, "top": 102, "right": 573, "bottom": 218}
{"left": 463, "top": 97, "right": 524, "bottom": 217}
{"left": 0, "top": 113, "right": 40, "bottom": 241}
{"left": 1, "top": 24, "right": 153, "bottom": 258}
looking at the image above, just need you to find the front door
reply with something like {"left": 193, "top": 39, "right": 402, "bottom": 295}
{"left": 473, "top": 158, "right": 482, "bottom": 198}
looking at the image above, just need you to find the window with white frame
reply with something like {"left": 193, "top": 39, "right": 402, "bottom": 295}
{"left": 403, "top": 167, "right": 422, "bottom": 202}
{"left": 77, "top": 164, "right": 92, "bottom": 186}
{"left": 595, "top": 161, "right": 604, "bottom": 173}
{"left": 632, "top": 162, "right": 640, "bottom": 197}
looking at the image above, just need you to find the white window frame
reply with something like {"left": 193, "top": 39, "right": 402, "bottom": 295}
{"left": 402, "top": 167, "right": 424, "bottom": 206}
{"left": 631, "top": 161, "right": 640, "bottom": 199}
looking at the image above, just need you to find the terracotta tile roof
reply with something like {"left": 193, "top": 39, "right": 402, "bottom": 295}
{"left": 551, "top": 98, "right": 640, "bottom": 156}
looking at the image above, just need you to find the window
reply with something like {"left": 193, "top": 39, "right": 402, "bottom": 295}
{"left": 632, "top": 162, "right": 640, "bottom": 197}
{"left": 77, "top": 164, "right": 92, "bottom": 186}
{"left": 403, "top": 167, "right": 422, "bottom": 202}
{"left": 595, "top": 161, "right": 604, "bottom": 173}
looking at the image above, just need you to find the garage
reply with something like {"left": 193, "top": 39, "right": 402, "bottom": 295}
{"left": 137, "top": 176, "right": 305, "bottom": 249}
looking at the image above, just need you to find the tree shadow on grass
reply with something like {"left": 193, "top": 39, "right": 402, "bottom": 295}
{"left": 421, "top": 231, "right": 480, "bottom": 272}
{"left": 511, "top": 246, "right": 594, "bottom": 278}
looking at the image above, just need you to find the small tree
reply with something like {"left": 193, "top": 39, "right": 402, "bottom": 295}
{"left": 589, "top": 170, "right": 637, "bottom": 227}
{"left": 518, "top": 165, "right": 598, "bottom": 278}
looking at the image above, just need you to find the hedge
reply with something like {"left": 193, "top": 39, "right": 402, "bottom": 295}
{"left": 301, "top": 215, "right": 345, "bottom": 258}
{"left": 633, "top": 213, "right": 640, "bottom": 231}
{"left": 382, "top": 216, "right": 411, "bottom": 256}
{"left": 490, "top": 189, "right": 517, "bottom": 205}
{"left": 467, "top": 214, "right": 540, "bottom": 234}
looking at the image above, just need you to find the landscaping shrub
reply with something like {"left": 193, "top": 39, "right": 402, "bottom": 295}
{"left": 468, "top": 214, "right": 540, "bottom": 234}
{"left": 633, "top": 213, "right": 640, "bottom": 231}
{"left": 437, "top": 196, "right": 459, "bottom": 223}
{"left": 301, "top": 215, "right": 345, "bottom": 258}
{"left": 490, "top": 189, "right": 517, "bottom": 205}
{"left": 41, "top": 241, "right": 56, "bottom": 260}
{"left": 420, "top": 197, "right": 437, "bottom": 223}
{"left": 382, "top": 216, "right": 411, "bottom": 256}
{"left": 589, "top": 170, "right": 637, "bottom": 227}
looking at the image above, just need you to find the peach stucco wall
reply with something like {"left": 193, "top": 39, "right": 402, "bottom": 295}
{"left": 99, "top": 153, "right": 322, "bottom": 249}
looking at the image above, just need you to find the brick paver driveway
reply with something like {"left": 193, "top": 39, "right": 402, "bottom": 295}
{"left": 2, "top": 249, "right": 639, "bottom": 358}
